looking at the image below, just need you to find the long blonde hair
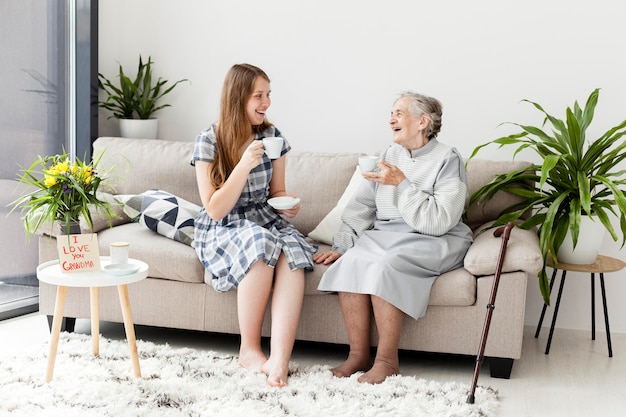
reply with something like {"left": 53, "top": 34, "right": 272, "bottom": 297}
{"left": 211, "top": 64, "right": 272, "bottom": 188}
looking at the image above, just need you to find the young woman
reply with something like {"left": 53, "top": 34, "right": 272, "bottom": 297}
{"left": 191, "top": 64, "right": 316, "bottom": 387}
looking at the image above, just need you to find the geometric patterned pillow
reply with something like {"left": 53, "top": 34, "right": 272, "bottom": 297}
{"left": 114, "top": 194, "right": 143, "bottom": 221}
{"left": 115, "top": 189, "right": 200, "bottom": 246}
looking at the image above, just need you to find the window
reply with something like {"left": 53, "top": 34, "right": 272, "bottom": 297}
{"left": 0, "top": 0, "right": 97, "bottom": 320}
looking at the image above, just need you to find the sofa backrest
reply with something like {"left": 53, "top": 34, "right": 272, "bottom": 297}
{"left": 286, "top": 151, "right": 360, "bottom": 235}
{"left": 93, "top": 137, "right": 530, "bottom": 235}
{"left": 94, "top": 137, "right": 200, "bottom": 205}
{"left": 464, "top": 159, "right": 533, "bottom": 231}
{"left": 93, "top": 138, "right": 360, "bottom": 236}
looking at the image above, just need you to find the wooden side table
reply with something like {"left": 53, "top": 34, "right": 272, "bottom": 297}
{"left": 535, "top": 255, "right": 626, "bottom": 357}
{"left": 37, "top": 257, "right": 149, "bottom": 382}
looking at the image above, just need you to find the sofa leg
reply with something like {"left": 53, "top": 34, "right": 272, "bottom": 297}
{"left": 489, "top": 357, "right": 513, "bottom": 379}
{"left": 46, "top": 315, "right": 76, "bottom": 333}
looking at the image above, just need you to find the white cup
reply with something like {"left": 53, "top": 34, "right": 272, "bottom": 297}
{"left": 110, "top": 241, "right": 129, "bottom": 265}
{"left": 359, "top": 156, "right": 378, "bottom": 172}
{"left": 262, "top": 137, "right": 284, "bottom": 159}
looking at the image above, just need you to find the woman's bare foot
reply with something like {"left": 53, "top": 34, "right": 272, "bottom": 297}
{"left": 331, "top": 353, "right": 372, "bottom": 378}
{"left": 238, "top": 348, "right": 267, "bottom": 373}
{"left": 261, "top": 357, "right": 289, "bottom": 387}
{"left": 357, "top": 359, "right": 399, "bottom": 384}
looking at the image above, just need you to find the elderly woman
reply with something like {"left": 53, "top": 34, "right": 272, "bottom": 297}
{"left": 314, "top": 92, "right": 473, "bottom": 384}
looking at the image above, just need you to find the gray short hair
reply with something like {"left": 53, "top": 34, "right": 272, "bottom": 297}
{"left": 396, "top": 92, "right": 443, "bottom": 140}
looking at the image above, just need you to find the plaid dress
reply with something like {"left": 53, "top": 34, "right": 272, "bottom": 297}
{"left": 191, "top": 124, "right": 317, "bottom": 292}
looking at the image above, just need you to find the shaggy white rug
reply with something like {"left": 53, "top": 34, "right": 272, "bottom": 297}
{"left": 0, "top": 333, "right": 499, "bottom": 417}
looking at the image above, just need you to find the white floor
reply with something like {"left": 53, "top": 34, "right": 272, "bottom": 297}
{"left": 1, "top": 312, "right": 625, "bottom": 417}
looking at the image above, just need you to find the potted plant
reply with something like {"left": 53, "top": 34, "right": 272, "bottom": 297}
{"left": 98, "top": 55, "right": 188, "bottom": 139}
{"left": 467, "top": 88, "right": 626, "bottom": 304}
{"left": 10, "top": 151, "right": 115, "bottom": 238}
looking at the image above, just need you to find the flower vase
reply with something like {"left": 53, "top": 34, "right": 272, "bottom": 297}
{"left": 59, "top": 220, "right": 81, "bottom": 236}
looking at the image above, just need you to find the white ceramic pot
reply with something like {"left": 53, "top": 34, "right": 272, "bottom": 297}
{"left": 556, "top": 215, "right": 606, "bottom": 264}
{"left": 119, "top": 118, "right": 158, "bottom": 139}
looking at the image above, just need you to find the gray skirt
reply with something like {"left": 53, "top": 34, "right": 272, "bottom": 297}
{"left": 317, "top": 219, "right": 472, "bottom": 319}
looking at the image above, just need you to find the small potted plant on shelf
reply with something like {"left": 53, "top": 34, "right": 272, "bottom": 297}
{"left": 468, "top": 88, "right": 626, "bottom": 305}
{"left": 10, "top": 151, "right": 115, "bottom": 238}
{"left": 98, "top": 55, "right": 188, "bottom": 139}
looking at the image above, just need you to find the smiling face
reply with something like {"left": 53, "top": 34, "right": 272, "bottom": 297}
{"left": 246, "top": 76, "right": 271, "bottom": 126}
{"left": 389, "top": 97, "right": 429, "bottom": 150}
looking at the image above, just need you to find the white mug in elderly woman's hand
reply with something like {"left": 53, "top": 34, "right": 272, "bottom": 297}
{"left": 359, "top": 156, "right": 378, "bottom": 172}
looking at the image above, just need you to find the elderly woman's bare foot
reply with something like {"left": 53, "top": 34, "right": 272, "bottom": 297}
{"left": 261, "top": 357, "right": 289, "bottom": 387}
{"left": 331, "top": 353, "right": 372, "bottom": 378}
{"left": 357, "top": 360, "right": 399, "bottom": 384}
{"left": 238, "top": 348, "right": 267, "bottom": 373}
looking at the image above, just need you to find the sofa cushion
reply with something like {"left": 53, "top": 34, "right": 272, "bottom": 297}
{"left": 464, "top": 222, "right": 543, "bottom": 276}
{"left": 306, "top": 244, "right": 476, "bottom": 306}
{"left": 116, "top": 189, "right": 200, "bottom": 246}
{"left": 429, "top": 268, "right": 476, "bottom": 306}
{"left": 308, "top": 167, "right": 364, "bottom": 245}
{"left": 97, "top": 223, "right": 204, "bottom": 283}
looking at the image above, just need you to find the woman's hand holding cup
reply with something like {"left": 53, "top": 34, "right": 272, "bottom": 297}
{"left": 241, "top": 140, "right": 265, "bottom": 170}
{"left": 363, "top": 160, "right": 406, "bottom": 186}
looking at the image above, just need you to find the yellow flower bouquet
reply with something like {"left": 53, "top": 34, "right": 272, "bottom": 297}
{"left": 10, "top": 151, "right": 115, "bottom": 238}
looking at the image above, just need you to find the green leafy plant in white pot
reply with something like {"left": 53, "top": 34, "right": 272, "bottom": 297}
{"left": 468, "top": 88, "right": 626, "bottom": 305}
{"left": 98, "top": 55, "right": 188, "bottom": 139}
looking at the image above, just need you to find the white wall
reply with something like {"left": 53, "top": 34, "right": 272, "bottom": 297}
{"left": 98, "top": 0, "right": 626, "bottom": 334}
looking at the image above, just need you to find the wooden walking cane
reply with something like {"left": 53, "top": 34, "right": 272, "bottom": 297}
{"left": 467, "top": 221, "right": 515, "bottom": 404}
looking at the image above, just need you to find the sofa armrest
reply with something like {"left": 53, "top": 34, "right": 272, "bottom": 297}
{"left": 464, "top": 222, "right": 542, "bottom": 276}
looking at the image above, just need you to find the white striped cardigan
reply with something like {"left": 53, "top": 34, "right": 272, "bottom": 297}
{"left": 333, "top": 139, "right": 468, "bottom": 253}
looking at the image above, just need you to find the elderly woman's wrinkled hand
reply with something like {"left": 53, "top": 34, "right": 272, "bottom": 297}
{"left": 362, "top": 160, "right": 406, "bottom": 186}
{"left": 313, "top": 250, "right": 342, "bottom": 265}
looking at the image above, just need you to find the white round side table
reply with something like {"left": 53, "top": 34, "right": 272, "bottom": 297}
{"left": 37, "top": 256, "right": 149, "bottom": 382}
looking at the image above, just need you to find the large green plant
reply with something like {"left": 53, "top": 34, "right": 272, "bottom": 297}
{"left": 468, "top": 89, "right": 626, "bottom": 305}
{"left": 98, "top": 55, "right": 188, "bottom": 119}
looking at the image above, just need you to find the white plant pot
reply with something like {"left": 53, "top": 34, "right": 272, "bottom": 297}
{"left": 556, "top": 215, "right": 606, "bottom": 264}
{"left": 119, "top": 118, "right": 158, "bottom": 139}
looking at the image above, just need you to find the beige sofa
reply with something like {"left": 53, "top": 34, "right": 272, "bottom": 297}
{"left": 38, "top": 137, "right": 542, "bottom": 378}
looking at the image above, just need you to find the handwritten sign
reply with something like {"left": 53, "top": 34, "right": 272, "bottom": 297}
{"left": 56, "top": 233, "right": 101, "bottom": 273}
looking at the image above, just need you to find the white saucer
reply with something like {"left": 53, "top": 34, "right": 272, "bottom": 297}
{"left": 267, "top": 196, "right": 300, "bottom": 210}
{"left": 103, "top": 263, "right": 140, "bottom": 276}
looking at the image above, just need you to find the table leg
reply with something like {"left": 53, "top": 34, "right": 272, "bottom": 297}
{"left": 535, "top": 268, "right": 558, "bottom": 338}
{"left": 46, "top": 285, "right": 67, "bottom": 383}
{"left": 599, "top": 273, "right": 613, "bottom": 357}
{"left": 591, "top": 273, "right": 596, "bottom": 341}
{"left": 117, "top": 284, "right": 141, "bottom": 377}
{"left": 90, "top": 287, "right": 100, "bottom": 356}
{"left": 545, "top": 270, "right": 567, "bottom": 355}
